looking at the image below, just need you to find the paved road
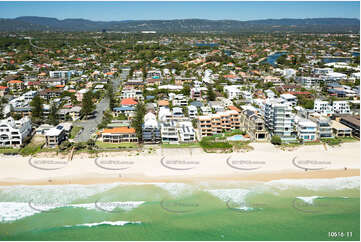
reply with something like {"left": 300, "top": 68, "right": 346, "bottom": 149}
{"left": 74, "top": 70, "right": 128, "bottom": 143}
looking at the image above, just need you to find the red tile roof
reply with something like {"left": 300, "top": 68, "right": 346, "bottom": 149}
{"left": 121, "top": 98, "right": 138, "bottom": 106}
{"left": 228, "top": 106, "right": 241, "bottom": 112}
{"left": 102, "top": 127, "right": 136, "bottom": 134}
{"left": 8, "top": 80, "right": 23, "bottom": 84}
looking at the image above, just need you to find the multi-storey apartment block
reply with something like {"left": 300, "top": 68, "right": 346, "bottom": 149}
{"left": 240, "top": 109, "right": 269, "bottom": 141}
{"left": 0, "top": 116, "right": 32, "bottom": 147}
{"left": 197, "top": 110, "right": 241, "bottom": 137}
{"left": 265, "top": 101, "right": 294, "bottom": 140}
{"left": 142, "top": 112, "right": 161, "bottom": 143}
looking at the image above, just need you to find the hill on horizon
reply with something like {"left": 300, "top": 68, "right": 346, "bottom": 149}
{"left": 0, "top": 16, "right": 359, "bottom": 33}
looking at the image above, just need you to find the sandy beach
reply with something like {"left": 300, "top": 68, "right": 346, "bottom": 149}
{"left": 0, "top": 142, "right": 359, "bottom": 186}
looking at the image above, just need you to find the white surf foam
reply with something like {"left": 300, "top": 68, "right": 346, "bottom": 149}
{"left": 296, "top": 196, "right": 323, "bottom": 204}
{"left": 0, "top": 200, "right": 145, "bottom": 223}
{"left": 152, "top": 183, "right": 194, "bottom": 197}
{"left": 265, "top": 176, "right": 360, "bottom": 191}
{"left": 0, "top": 183, "right": 120, "bottom": 205}
{"left": 205, "top": 188, "right": 250, "bottom": 204}
{"left": 65, "top": 221, "right": 141, "bottom": 227}
{"left": 0, "top": 202, "right": 45, "bottom": 223}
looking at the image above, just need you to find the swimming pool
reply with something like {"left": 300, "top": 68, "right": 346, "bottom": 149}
{"left": 227, "top": 135, "right": 249, "bottom": 141}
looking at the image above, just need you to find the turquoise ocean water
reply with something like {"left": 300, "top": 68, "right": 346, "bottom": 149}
{"left": 0, "top": 177, "right": 359, "bottom": 241}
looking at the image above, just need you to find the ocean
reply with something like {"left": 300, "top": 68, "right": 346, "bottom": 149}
{"left": 0, "top": 177, "right": 359, "bottom": 241}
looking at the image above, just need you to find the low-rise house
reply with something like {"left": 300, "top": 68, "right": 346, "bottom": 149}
{"left": 224, "top": 86, "right": 241, "bottom": 99}
{"left": 0, "top": 86, "right": 9, "bottom": 96}
{"left": 113, "top": 106, "right": 135, "bottom": 118}
{"left": 330, "top": 120, "right": 352, "bottom": 137}
{"left": 45, "top": 125, "right": 66, "bottom": 147}
{"left": 121, "top": 89, "right": 143, "bottom": 100}
{"left": 35, "top": 124, "right": 54, "bottom": 135}
{"left": 175, "top": 76, "right": 196, "bottom": 86}
{"left": 7, "top": 80, "right": 24, "bottom": 90}
{"left": 333, "top": 101, "right": 351, "bottom": 114}
{"left": 188, "top": 105, "right": 198, "bottom": 119}
{"left": 101, "top": 127, "right": 138, "bottom": 143}
{"left": 190, "top": 87, "right": 202, "bottom": 100}
{"left": 76, "top": 89, "right": 89, "bottom": 102}
{"left": 69, "top": 106, "right": 82, "bottom": 121}
{"left": 280, "top": 93, "right": 297, "bottom": 106}
{"left": 339, "top": 115, "right": 360, "bottom": 138}
{"left": 200, "top": 106, "right": 212, "bottom": 115}
{"left": 39, "top": 89, "right": 62, "bottom": 100}
{"left": 158, "top": 100, "right": 169, "bottom": 108}
{"left": 56, "top": 109, "right": 70, "bottom": 121}
{"left": 314, "top": 99, "right": 333, "bottom": 116}
{"left": 120, "top": 98, "right": 138, "bottom": 106}
{"left": 172, "top": 107, "right": 184, "bottom": 117}
{"left": 0, "top": 116, "right": 32, "bottom": 147}
{"left": 209, "top": 101, "right": 225, "bottom": 112}
{"left": 171, "top": 94, "right": 188, "bottom": 107}
{"left": 40, "top": 78, "right": 66, "bottom": 87}
{"left": 124, "top": 79, "right": 144, "bottom": 89}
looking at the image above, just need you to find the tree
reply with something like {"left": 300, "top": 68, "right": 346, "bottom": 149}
{"left": 81, "top": 91, "right": 95, "bottom": 119}
{"left": 131, "top": 102, "right": 146, "bottom": 143}
{"left": 30, "top": 95, "right": 43, "bottom": 119}
{"left": 48, "top": 104, "right": 58, "bottom": 125}
{"left": 106, "top": 84, "right": 115, "bottom": 110}
{"left": 271, "top": 135, "right": 282, "bottom": 145}
{"left": 207, "top": 84, "right": 216, "bottom": 101}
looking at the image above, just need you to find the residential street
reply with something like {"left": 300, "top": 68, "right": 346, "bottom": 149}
{"left": 74, "top": 70, "right": 128, "bottom": 142}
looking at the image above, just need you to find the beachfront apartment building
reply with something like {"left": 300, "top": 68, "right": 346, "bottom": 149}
{"left": 330, "top": 120, "right": 352, "bottom": 137}
{"left": 295, "top": 118, "right": 317, "bottom": 142}
{"left": 45, "top": 125, "right": 66, "bottom": 147}
{"left": 160, "top": 121, "right": 179, "bottom": 143}
{"left": 142, "top": 112, "right": 161, "bottom": 143}
{"left": 178, "top": 121, "right": 196, "bottom": 142}
{"left": 309, "top": 115, "right": 333, "bottom": 139}
{"left": 264, "top": 101, "right": 295, "bottom": 140}
{"left": 0, "top": 116, "right": 32, "bottom": 147}
{"left": 339, "top": 115, "right": 360, "bottom": 138}
{"left": 197, "top": 110, "right": 241, "bottom": 137}
{"left": 101, "top": 127, "right": 138, "bottom": 143}
{"left": 239, "top": 109, "right": 269, "bottom": 141}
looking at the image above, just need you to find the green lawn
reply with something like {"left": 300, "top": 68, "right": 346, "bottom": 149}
{"left": 0, "top": 148, "right": 20, "bottom": 154}
{"left": 95, "top": 141, "right": 138, "bottom": 149}
{"left": 70, "top": 126, "right": 82, "bottom": 139}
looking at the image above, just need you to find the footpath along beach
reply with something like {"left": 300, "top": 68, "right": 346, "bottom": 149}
{"left": 0, "top": 142, "right": 359, "bottom": 185}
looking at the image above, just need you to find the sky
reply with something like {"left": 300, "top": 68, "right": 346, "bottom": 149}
{"left": 0, "top": 1, "right": 359, "bottom": 21}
